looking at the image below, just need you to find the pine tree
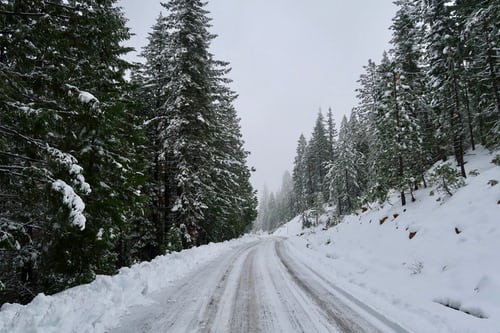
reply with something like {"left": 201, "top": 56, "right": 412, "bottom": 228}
{"left": 292, "top": 134, "right": 309, "bottom": 213}
{"left": 135, "top": 12, "right": 172, "bottom": 255}
{"left": 138, "top": 0, "right": 219, "bottom": 250}
{"left": 459, "top": 0, "right": 499, "bottom": 147}
{"left": 390, "top": 0, "right": 427, "bottom": 199}
{"left": 205, "top": 61, "right": 257, "bottom": 241}
{"left": 326, "top": 115, "right": 360, "bottom": 215}
{"left": 353, "top": 59, "right": 384, "bottom": 198}
{"left": 372, "top": 52, "right": 423, "bottom": 205}
{"left": 0, "top": 0, "right": 145, "bottom": 303}
{"left": 254, "top": 172, "right": 295, "bottom": 232}
{"left": 326, "top": 107, "right": 338, "bottom": 161}
{"left": 277, "top": 171, "right": 296, "bottom": 224}
{"left": 0, "top": 0, "right": 93, "bottom": 303}
{"left": 306, "top": 111, "right": 331, "bottom": 205}
{"left": 421, "top": 0, "right": 468, "bottom": 177}
{"left": 138, "top": 0, "right": 256, "bottom": 250}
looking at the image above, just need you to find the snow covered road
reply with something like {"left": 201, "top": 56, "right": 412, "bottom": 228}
{"left": 109, "top": 237, "right": 408, "bottom": 333}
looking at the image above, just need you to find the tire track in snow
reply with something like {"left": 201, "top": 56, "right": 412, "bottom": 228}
{"left": 228, "top": 247, "right": 261, "bottom": 332}
{"left": 276, "top": 240, "right": 412, "bottom": 333}
{"left": 197, "top": 246, "right": 252, "bottom": 331}
{"left": 110, "top": 237, "right": 410, "bottom": 332}
{"left": 108, "top": 241, "right": 259, "bottom": 333}
{"left": 258, "top": 238, "right": 335, "bottom": 333}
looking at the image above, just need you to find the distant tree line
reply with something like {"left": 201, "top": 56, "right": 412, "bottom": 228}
{"left": 0, "top": 0, "right": 257, "bottom": 305}
{"left": 254, "top": 172, "right": 296, "bottom": 232}
{"left": 258, "top": 0, "right": 499, "bottom": 231}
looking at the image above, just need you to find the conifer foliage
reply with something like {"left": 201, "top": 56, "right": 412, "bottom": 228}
{"left": 0, "top": 0, "right": 256, "bottom": 305}
{"left": 136, "top": 0, "right": 256, "bottom": 252}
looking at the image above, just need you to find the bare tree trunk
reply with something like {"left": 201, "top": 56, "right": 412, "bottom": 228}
{"left": 464, "top": 83, "right": 475, "bottom": 150}
{"left": 451, "top": 64, "right": 467, "bottom": 178}
{"left": 345, "top": 168, "right": 352, "bottom": 211}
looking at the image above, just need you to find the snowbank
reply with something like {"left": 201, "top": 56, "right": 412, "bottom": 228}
{"left": 0, "top": 235, "right": 260, "bottom": 333}
{"left": 276, "top": 146, "right": 500, "bottom": 333}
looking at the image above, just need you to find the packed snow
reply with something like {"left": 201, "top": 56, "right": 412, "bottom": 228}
{"left": 275, "top": 146, "right": 500, "bottom": 333}
{"left": 0, "top": 236, "right": 260, "bottom": 333}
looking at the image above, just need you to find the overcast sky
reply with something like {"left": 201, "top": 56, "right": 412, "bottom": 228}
{"left": 117, "top": 0, "right": 397, "bottom": 194}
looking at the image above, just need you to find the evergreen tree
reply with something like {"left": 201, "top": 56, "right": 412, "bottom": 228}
{"left": 459, "top": 0, "right": 499, "bottom": 147}
{"left": 138, "top": 0, "right": 256, "bottom": 250}
{"left": 373, "top": 53, "right": 423, "bottom": 205}
{"left": 292, "top": 134, "right": 309, "bottom": 213}
{"left": 326, "top": 107, "right": 338, "bottom": 161}
{"left": 205, "top": 61, "right": 257, "bottom": 241}
{"left": 389, "top": 0, "right": 427, "bottom": 200}
{"left": 353, "top": 59, "right": 382, "bottom": 199}
{"left": 0, "top": 0, "right": 145, "bottom": 303}
{"left": 135, "top": 12, "right": 172, "bottom": 255}
{"left": 326, "top": 115, "right": 360, "bottom": 215}
{"left": 306, "top": 111, "right": 331, "bottom": 205}
{"left": 421, "top": 0, "right": 468, "bottom": 177}
{"left": 254, "top": 172, "right": 295, "bottom": 232}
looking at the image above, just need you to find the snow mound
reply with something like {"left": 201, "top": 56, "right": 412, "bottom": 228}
{"left": 276, "top": 146, "right": 500, "bottom": 333}
{"left": 0, "top": 235, "right": 260, "bottom": 333}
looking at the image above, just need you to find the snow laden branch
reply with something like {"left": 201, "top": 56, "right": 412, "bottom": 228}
{"left": 45, "top": 145, "right": 91, "bottom": 194}
{"left": 51, "top": 180, "right": 86, "bottom": 230}
{"left": 45, "top": 85, "right": 99, "bottom": 230}
{"left": 47, "top": 145, "right": 90, "bottom": 230}
{"left": 65, "top": 84, "right": 101, "bottom": 112}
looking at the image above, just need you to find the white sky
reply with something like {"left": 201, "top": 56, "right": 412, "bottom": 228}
{"left": 117, "top": 0, "right": 396, "bottom": 194}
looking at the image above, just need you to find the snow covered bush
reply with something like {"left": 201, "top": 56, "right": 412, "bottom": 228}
{"left": 428, "top": 162, "right": 465, "bottom": 197}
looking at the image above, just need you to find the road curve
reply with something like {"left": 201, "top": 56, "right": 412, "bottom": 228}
{"left": 108, "top": 237, "right": 409, "bottom": 333}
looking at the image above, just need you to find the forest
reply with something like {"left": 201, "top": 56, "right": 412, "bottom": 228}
{"left": 256, "top": 0, "right": 498, "bottom": 231}
{"left": 0, "top": 0, "right": 498, "bottom": 310}
{"left": 0, "top": 0, "right": 257, "bottom": 305}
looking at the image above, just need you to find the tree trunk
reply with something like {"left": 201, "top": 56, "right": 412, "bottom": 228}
{"left": 486, "top": 31, "right": 500, "bottom": 117}
{"left": 451, "top": 64, "right": 467, "bottom": 178}
{"left": 464, "top": 83, "right": 475, "bottom": 150}
{"left": 345, "top": 168, "right": 351, "bottom": 211}
{"left": 409, "top": 184, "right": 416, "bottom": 202}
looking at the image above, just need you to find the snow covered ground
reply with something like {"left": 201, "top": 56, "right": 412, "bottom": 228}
{"left": 0, "top": 235, "right": 260, "bottom": 333}
{"left": 0, "top": 147, "right": 498, "bottom": 333}
{"left": 275, "top": 146, "right": 500, "bottom": 333}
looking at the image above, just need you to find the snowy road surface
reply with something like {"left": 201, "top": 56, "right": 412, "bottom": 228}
{"left": 109, "top": 237, "right": 409, "bottom": 333}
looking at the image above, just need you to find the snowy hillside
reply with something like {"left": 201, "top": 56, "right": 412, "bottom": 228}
{"left": 275, "top": 146, "right": 500, "bottom": 333}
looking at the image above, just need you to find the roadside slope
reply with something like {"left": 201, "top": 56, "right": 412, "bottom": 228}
{"left": 275, "top": 146, "right": 500, "bottom": 333}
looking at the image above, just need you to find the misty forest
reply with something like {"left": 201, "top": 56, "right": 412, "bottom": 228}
{"left": 0, "top": 0, "right": 498, "bottom": 329}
